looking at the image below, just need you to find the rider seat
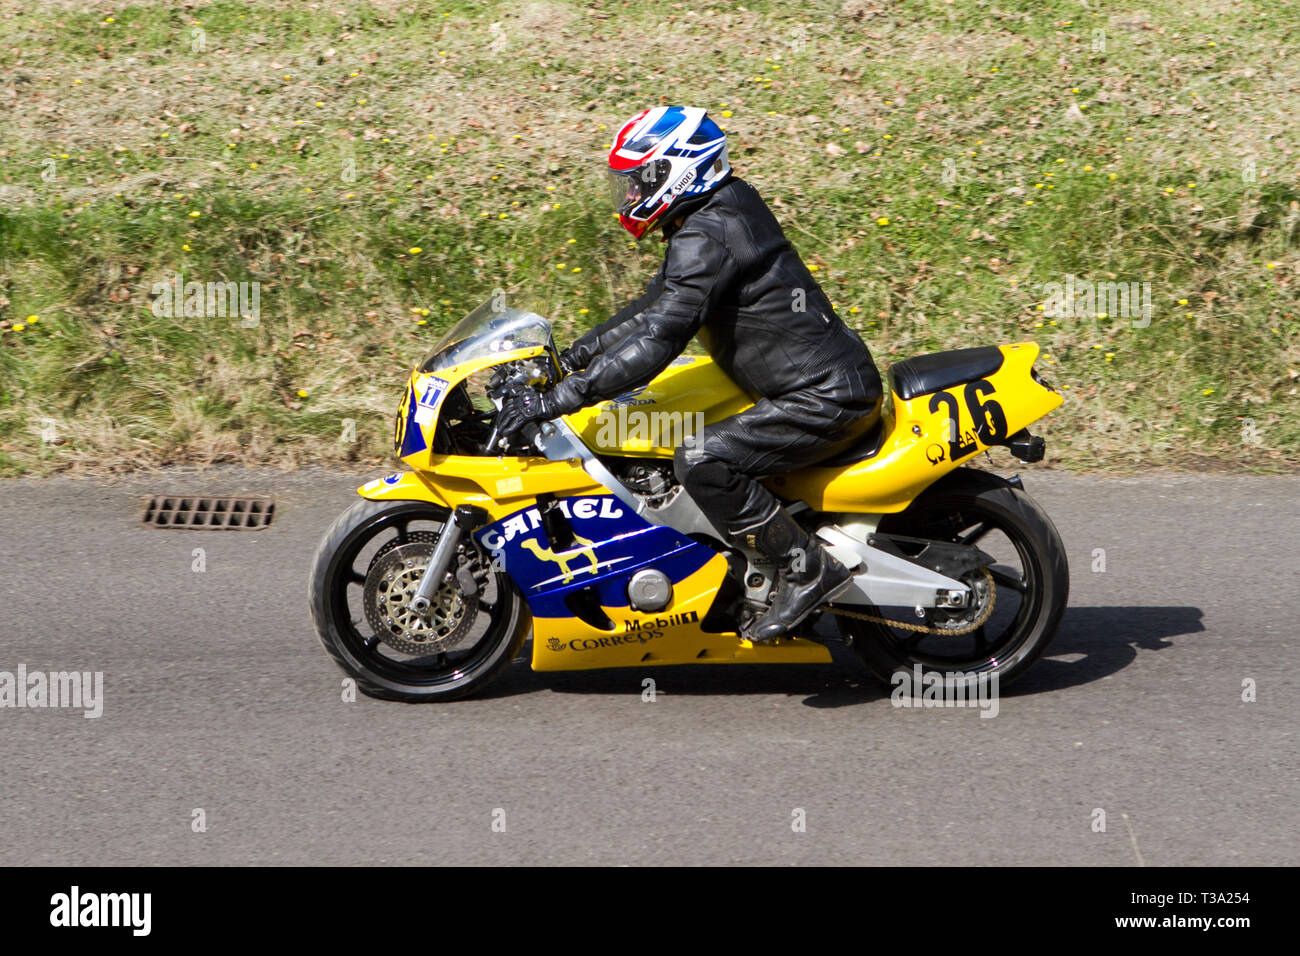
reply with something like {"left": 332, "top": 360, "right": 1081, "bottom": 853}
{"left": 887, "top": 346, "right": 1005, "bottom": 400}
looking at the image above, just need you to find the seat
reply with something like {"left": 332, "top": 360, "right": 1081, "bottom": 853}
{"left": 887, "top": 346, "right": 1004, "bottom": 401}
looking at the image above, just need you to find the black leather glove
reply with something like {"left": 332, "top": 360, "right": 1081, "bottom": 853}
{"left": 496, "top": 385, "right": 556, "bottom": 440}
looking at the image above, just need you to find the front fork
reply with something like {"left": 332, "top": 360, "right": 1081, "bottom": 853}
{"left": 409, "top": 504, "right": 490, "bottom": 616}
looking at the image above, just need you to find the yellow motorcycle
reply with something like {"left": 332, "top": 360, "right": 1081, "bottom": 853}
{"left": 309, "top": 300, "right": 1069, "bottom": 701}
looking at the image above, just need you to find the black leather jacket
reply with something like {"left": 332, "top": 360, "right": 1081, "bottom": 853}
{"left": 549, "top": 177, "right": 881, "bottom": 412}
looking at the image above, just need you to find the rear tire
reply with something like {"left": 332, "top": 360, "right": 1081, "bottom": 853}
{"left": 837, "top": 469, "right": 1068, "bottom": 690}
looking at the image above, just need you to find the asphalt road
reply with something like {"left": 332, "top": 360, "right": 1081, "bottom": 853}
{"left": 1, "top": 467, "right": 1296, "bottom": 866}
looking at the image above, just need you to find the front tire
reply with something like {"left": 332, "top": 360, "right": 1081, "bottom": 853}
{"left": 309, "top": 498, "right": 529, "bottom": 702}
{"left": 837, "top": 468, "right": 1069, "bottom": 690}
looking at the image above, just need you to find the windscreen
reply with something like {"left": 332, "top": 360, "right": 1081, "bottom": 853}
{"left": 418, "top": 301, "right": 554, "bottom": 373}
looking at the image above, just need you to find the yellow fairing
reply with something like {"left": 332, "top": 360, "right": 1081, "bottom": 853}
{"left": 392, "top": 345, "right": 549, "bottom": 475}
{"left": 356, "top": 459, "right": 606, "bottom": 521}
{"left": 564, "top": 355, "right": 753, "bottom": 457}
{"left": 529, "top": 554, "right": 831, "bottom": 671}
{"left": 772, "top": 342, "right": 1062, "bottom": 513}
{"left": 562, "top": 342, "right": 1059, "bottom": 515}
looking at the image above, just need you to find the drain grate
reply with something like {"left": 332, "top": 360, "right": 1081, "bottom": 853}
{"left": 142, "top": 495, "right": 275, "bottom": 530}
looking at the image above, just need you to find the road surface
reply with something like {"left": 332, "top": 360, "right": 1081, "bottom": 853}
{"left": 1, "top": 468, "right": 1295, "bottom": 865}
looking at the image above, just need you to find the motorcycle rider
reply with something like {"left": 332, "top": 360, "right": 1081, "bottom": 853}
{"left": 497, "top": 106, "right": 883, "bottom": 642}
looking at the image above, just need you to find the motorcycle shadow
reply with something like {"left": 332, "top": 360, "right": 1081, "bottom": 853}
{"left": 480, "top": 604, "right": 1203, "bottom": 706}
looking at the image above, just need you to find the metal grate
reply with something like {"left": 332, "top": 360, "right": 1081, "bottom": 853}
{"left": 142, "top": 495, "right": 275, "bottom": 530}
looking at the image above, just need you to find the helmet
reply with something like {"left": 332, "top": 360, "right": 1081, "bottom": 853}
{"left": 607, "top": 106, "right": 731, "bottom": 239}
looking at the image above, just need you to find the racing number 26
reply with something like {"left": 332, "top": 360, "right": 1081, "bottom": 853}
{"left": 928, "top": 379, "right": 1009, "bottom": 460}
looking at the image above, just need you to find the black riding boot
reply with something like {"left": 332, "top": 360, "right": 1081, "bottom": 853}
{"left": 747, "top": 508, "right": 853, "bottom": 644}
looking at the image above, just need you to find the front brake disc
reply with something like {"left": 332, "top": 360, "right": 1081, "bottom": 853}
{"left": 363, "top": 542, "right": 479, "bottom": 655}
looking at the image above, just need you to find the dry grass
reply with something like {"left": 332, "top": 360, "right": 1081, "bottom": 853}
{"left": 1, "top": 0, "right": 1297, "bottom": 476}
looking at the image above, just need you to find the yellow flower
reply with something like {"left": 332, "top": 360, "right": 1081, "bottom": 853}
{"left": 848, "top": 307, "right": 859, "bottom": 314}
{"left": 876, "top": 217, "right": 889, "bottom": 226}
{"left": 182, "top": 244, "right": 190, "bottom": 251}
{"left": 571, "top": 267, "right": 581, "bottom": 272}
{"left": 12, "top": 324, "right": 25, "bottom": 332}
{"left": 189, "top": 211, "right": 201, "bottom": 218}
{"left": 297, "top": 389, "right": 309, "bottom": 398}
{"left": 556, "top": 264, "right": 566, "bottom": 270}
{"left": 808, "top": 264, "right": 820, "bottom": 271}
{"left": 408, "top": 246, "right": 422, "bottom": 255}
{"left": 720, "top": 110, "right": 733, "bottom": 118}
{"left": 249, "top": 163, "right": 259, "bottom": 169}
{"left": 498, "top": 213, "right": 508, "bottom": 219}
{"left": 417, "top": 319, "right": 427, "bottom": 326}
{"left": 1035, "top": 183, "right": 1045, "bottom": 189}
{"left": 1202, "top": 389, "right": 1214, "bottom": 396}
{"left": 1108, "top": 173, "right": 1117, "bottom": 180}
{"left": 1178, "top": 298, "right": 1189, "bottom": 305}
{"left": 579, "top": 308, "right": 590, "bottom": 315}
{"left": 1266, "top": 262, "right": 1279, "bottom": 269}
{"left": 1083, "top": 165, "right": 1093, "bottom": 171}
{"left": 567, "top": 238, "right": 577, "bottom": 244}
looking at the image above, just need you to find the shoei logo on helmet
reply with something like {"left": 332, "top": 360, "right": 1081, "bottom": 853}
{"left": 670, "top": 167, "right": 697, "bottom": 197}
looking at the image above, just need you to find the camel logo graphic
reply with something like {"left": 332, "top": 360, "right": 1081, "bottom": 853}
{"left": 520, "top": 534, "right": 600, "bottom": 583}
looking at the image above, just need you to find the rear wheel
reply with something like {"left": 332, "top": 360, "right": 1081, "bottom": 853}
{"left": 836, "top": 469, "right": 1068, "bottom": 690}
{"left": 309, "top": 498, "right": 529, "bottom": 701}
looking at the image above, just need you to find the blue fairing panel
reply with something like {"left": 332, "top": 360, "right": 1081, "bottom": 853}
{"left": 473, "top": 495, "right": 716, "bottom": 618}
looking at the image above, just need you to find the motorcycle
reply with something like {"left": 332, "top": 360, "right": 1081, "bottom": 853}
{"left": 309, "top": 300, "right": 1069, "bottom": 701}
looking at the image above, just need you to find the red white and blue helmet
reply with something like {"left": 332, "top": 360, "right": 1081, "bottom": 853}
{"left": 607, "top": 106, "right": 731, "bottom": 239}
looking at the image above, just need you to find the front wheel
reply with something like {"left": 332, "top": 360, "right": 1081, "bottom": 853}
{"left": 836, "top": 469, "right": 1069, "bottom": 690}
{"left": 309, "top": 497, "right": 530, "bottom": 701}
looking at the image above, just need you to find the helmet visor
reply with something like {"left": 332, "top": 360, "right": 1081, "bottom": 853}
{"left": 607, "top": 160, "right": 672, "bottom": 218}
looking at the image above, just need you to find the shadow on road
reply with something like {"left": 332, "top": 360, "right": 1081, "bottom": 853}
{"left": 476, "top": 605, "right": 1204, "bottom": 706}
